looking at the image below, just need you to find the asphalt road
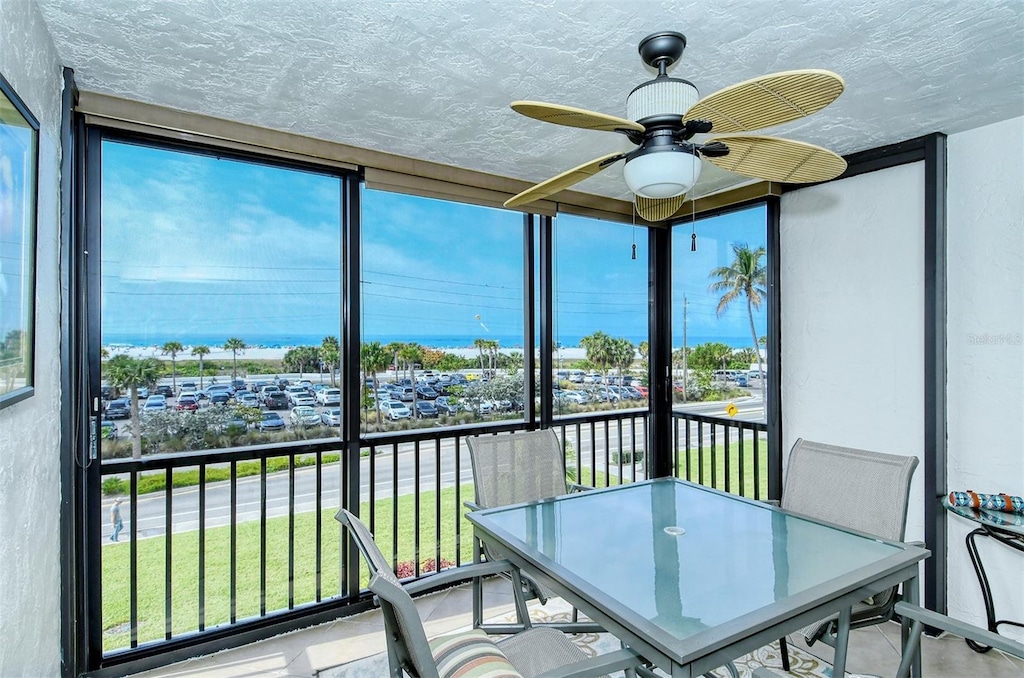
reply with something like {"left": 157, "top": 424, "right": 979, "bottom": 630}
{"left": 102, "top": 396, "right": 765, "bottom": 542}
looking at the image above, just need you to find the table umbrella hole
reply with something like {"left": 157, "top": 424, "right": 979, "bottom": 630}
{"left": 664, "top": 526, "right": 686, "bottom": 536}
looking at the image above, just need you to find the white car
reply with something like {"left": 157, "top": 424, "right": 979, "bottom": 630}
{"left": 289, "top": 406, "right": 321, "bottom": 427}
{"left": 378, "top": 400, "right": 412, "bottom": 420}
{"left": 143, "top": 395, "right": 167, "bottom": 412}
{"left": 316, "top": 388, "right": 341, "bottom": 406}
{"left": 284, "top": 386, "right": 309, "bottom": 405}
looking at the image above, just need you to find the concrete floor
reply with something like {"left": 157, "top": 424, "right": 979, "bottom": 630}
{"left": 129, "top": 578, "right": 1023, "bottom": 678}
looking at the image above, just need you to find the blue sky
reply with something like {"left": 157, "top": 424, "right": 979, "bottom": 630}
{"left": 101, "top": 141, "right": 765, "bottom": 350}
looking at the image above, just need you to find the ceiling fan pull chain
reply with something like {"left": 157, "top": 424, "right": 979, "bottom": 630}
{"left": 691, "top": 231, "right": 697, "bottom": 252}
{"left": 690, "top": 192, "right": 697, "bottom": 251}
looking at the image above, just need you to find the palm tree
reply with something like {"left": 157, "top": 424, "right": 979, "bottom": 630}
{"left": 472, "top": 338, "right": 488, "bottom": 377}
{"left": 105, "top": 355, "right": 162, "bottom": 459}
{"left": 191, "top": 345, "right": 210, "bottom": 389}
{"left": 384, "top": 342, "right": 403, "bottom": 380}
{"left": 320, "top": 336, "right": 340, "bottom": 386}
{"left": 284, "top": 346, "right": 319, "bottom": 378}
{"left": 223, "top": 338, "right": 247, "bottom": 380}
{"left": 580, "top": 331, "right": 614, "bottom": 384}
{"left": 161, "top": 341, "right": 184, "bottom": 393}
{"left": 361, "top": 341, "right": 390, "bottom": 431}
{"left": 709, "top": 243, "right": 767, "bottom": 395}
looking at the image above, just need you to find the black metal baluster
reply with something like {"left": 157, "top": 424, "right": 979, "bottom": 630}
{"left": 738, "top": 424, "right": 746, "bottom": 497}
{"left": 198, "top": 463, "right": 206, "bottom": 631}
{"left": 724, "top": 424, "right": 732, "bottom": 494}
{"left": 130, "top": 473, "right": 138, "bottom": 648}
{"left": 230, "top": 461, "right": 237, "bottom": 624}
{"left": 164, "top": 467, "right": 173, "bottom": 640}
{"left": 260, "top": 457, "right": 267, "bottom": 617}
{"left": 288, "top": 454, "right": 295, "bottom": 609}
{"left": 454, "top": 437, "right": 462, "bottom": 567}
{"left": 434, "top": 436, "right": 442, "bottom": 571}
{"left": 710, "top": 423, "right": 718, "bottom": 489}
{"left": 697, "top": 420, "right": 704, "bottom": 485}
{"left": 392, "top": 442, "right": 399, "bottom": 573}
{"left": 753, "top": 434, "right": 761, "bottom": 501}
{"left": 414, "top": 439, "right": 421, "bottom": 578}
{"left": 315, "top": 449, "right": 322, "bottom": 602}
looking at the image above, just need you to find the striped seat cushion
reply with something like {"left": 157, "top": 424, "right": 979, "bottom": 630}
{"left": 430, "top": 629, "right": 523, "bottom": 678}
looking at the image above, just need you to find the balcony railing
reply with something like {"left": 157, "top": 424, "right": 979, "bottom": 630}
{"left": 97, "top": 407, "right": 768, "bottom": 662}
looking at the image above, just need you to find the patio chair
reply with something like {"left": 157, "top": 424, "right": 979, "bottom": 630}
{"left": 775, "top": 438, "right": 920, "bottom": 671}
{"left": 751, "top": 602, "right": 1024, "bottom": 678}
{"left": 466, "top": 429, "right": 597, "bottom": 632}
{"left": 335, "top": 508, "right": 646, "bottom": 678}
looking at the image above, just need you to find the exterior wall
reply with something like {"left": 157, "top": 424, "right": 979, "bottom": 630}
{"left": 780, "top": 162, "right": 927, "bottom": 544}
{"left": 946, "top": 116, "right": 1023, "bottom": 640}
{"left": 0, "top": 1, "right": 65, "bottom": 676}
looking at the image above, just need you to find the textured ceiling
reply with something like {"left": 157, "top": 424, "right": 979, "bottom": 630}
{"left": 35, "top": 0, "right": 1024, "bottom": 201}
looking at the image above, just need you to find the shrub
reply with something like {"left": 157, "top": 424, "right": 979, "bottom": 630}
{"left": 611, "top": 449, "right": 645, "bottom": 464}
{"left": 102, "top": 477, "right": 128, "bottom": 496}
{"left": 394, "top": 558, "right": 455, "bottom": 579}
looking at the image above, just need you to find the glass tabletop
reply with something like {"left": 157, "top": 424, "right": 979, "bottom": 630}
{"left": 943, "top": 497, "right": 1024, "bottom": 535}
{"left": 470, "top": 478, "right": 910, "bottom": 647}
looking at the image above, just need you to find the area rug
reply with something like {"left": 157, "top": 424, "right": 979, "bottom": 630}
{"left": 318, "top": 598, "right": 877, "bottom": 678}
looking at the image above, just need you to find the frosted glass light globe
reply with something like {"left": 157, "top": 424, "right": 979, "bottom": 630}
{"left": 623, "top": 149, "right": 702, "bottom": 199}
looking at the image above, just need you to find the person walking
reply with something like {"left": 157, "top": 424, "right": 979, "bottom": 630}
{"left": 110, "top": 498, "right": 124, "bottom": 542}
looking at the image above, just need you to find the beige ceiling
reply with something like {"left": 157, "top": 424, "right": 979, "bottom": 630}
{"left": 35, "top": 0, "right": 1024, "bottom": 201}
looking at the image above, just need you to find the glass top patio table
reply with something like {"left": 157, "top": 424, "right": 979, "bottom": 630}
{"left": 467, "top": 477, "right": 929, "bottom": 675}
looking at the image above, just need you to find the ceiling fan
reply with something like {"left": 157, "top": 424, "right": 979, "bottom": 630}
{"left": 503, "top": 31, "right": 848, "bottom": 221}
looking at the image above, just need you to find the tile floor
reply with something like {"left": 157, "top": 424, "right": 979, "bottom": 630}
{"left": 130, "top": 578, "right": 1023, "bottom": 678}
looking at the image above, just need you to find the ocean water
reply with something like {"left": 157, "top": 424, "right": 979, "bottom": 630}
{"left": 103, "top": 331, "right": 755, "bottom": 350}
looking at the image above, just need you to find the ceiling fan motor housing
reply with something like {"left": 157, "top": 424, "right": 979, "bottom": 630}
{"left": 626, "top": 76, "right": 699, "bottom": 124}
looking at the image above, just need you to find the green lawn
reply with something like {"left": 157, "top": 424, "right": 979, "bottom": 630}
{"left": 101, "top": 442, "right": 769, "bottom": 651}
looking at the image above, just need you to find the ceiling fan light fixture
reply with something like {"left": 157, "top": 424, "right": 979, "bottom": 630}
{"left": 626, "top": 77, "right": 698, "bottom": 122}
{"left": 623, "top": 147, "right": 702, "bottom": 199}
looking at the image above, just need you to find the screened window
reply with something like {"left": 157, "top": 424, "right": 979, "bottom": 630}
{"left": 552, "top": 214, "right": 649, "bottom": 415}
{"left": 671, "top": 203, "right": 768, "bottom": 421}
{"left": 359, "top": 189, "right": 526, "bottom": 433}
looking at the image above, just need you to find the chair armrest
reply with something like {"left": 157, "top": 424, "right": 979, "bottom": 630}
{"left": 894, "top": 602, "right": 1024, "bottom": 658}
{"left": 533, "top": 648, "right": 645, "bottom": 678}
{"left": 464, "top": 500, "right": 482, "bottom": 511}
{"left": 404, "top": 559, "right": 519, "bottom": 596}
{"left": 567, "top": 483, "right": 593, "bottom": 493}
{"left": 761, "top": 499, "right": 781, "bottom": 507}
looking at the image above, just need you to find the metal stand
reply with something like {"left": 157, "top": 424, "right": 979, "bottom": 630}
{"left": 963, "top": 525, "right": 1024, "bottom": 652}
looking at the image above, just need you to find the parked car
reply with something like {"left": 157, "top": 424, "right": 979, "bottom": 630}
{"left": 292, "top": 392, "right": 316, "bottom": 407}
{"left": 264, "top": 392, "right": 289, "bottom": 410}
{"left": 434, "top": 396, "right": 460, "bottom": 415}
{"left": 395, "top": 386, "right": 415, "bottom": 402}
{"left": 208, "top": 392, "right": 231, "bottom": 406}
{"left": 100, "top": 419, "right": 117, "bottom": 439}
{"left": 153, "top": 384, "right": 174, "bottom": 398}
{"left": 100, "top": 384, "right": 113, "bottom": 401}
{"left": 175, "top": 394, "right": 199, "bottom": 411}
{"left": 413, "top": 400, "right": 438, "bottom": 418}
{"left": 735, "top": 374, "right": 748, "bottom": 387}
{"left": 378, "top": 400, "right": 412, "bottom": 420}
{"left": 136, "top": 386, "right": 150, "bottom": 399}
{"left": 635, "top": 385, "right": 649, "bottom": 398}
{"left": 202, "top": 384, "right": 233, "bottom": 400}
{"left": 415, "top": 385, "right": 438, "bottom": 400}
{"left": 316, "top": 388, "right": 341, "bottom": 406}
{"left": 560, "top": 390, "right": 589, "bottom": 405}
{"left": 230, "top": 379, "right": 247, "bottom": 392}
{"left": 105, "top": 398, "right": 130, "bottom": 420}
{"left": 143, "top": 395, "right": 167, "bottom": 413}
{"left": 236, "top": 392, "right": 260, "bottom": 409}
{"left": 258, "top": 411, "right": 286, "bottom": 432}
{"left": 259, "top": 385, "right": 282, "bottom": 403}
{"left": 320, "top": 408, "right": 341, "bottom": 427}
{"left": 178, "top": 381, "right": 197, "bottom": 395}
{"left": 289, "top": 406, "right": 321, "bottom": 427}
{"left": 285, "top": 386, "right": 310, "bottom": 405}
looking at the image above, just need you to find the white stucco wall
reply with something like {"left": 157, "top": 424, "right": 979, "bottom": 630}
{"left": 780, "top": 162, "right": 927, "bottom": 544}
{"left": 946, "top": 116, "right": 1024, "bottom": 641}
{"left": 0, "top": 1, "right": 65, "bottom": 676}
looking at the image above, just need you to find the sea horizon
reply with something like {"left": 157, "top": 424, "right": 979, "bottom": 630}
{"left": 102, "top": 332, "right": 757, "bottom": 352}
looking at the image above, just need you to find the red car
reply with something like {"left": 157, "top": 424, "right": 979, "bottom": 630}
{"left": 635, "top": 385, "right": 649, "bottom": 398}
{"left": 176, "top": 394, "right": 199, "bottom": 411}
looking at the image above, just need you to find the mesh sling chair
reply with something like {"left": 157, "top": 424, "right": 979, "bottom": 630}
{"left": 335, "top": 508, "right": 646, "bottom": 678}
{"left": 465, "top": 429, "right": 598, "bottom": 633}
{"left": 774, "top": 438, "right": 920, "bottom": 671}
